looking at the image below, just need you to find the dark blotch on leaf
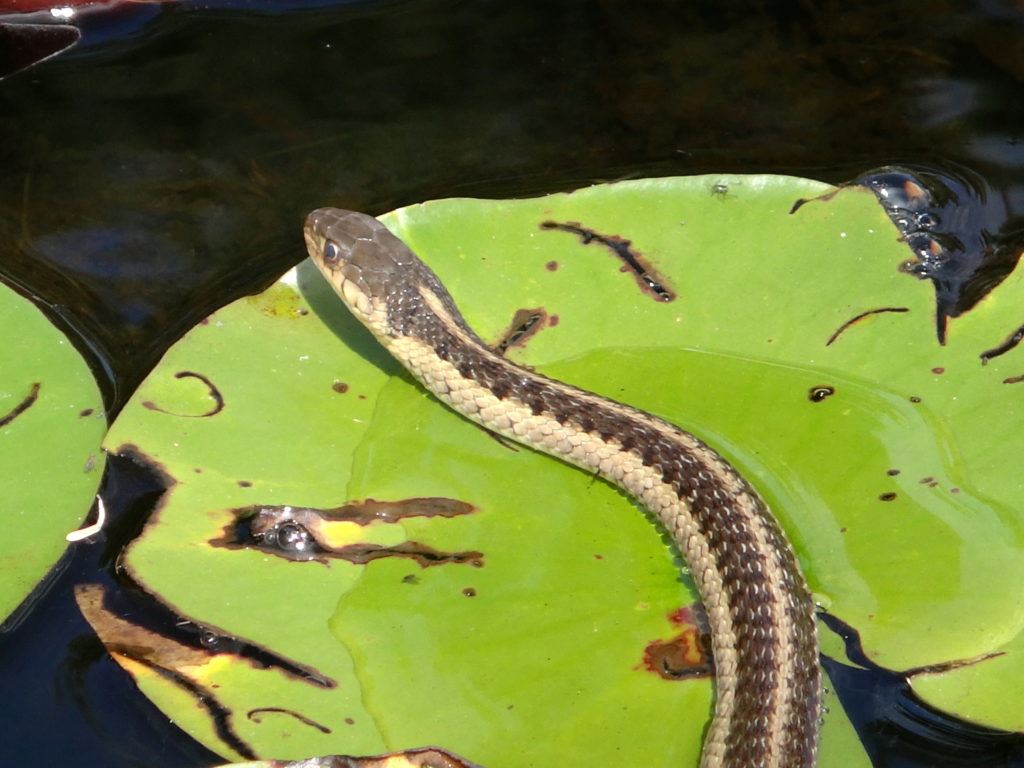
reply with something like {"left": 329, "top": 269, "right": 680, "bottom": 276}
{"left": 539, "top": 219, "right": 675, "bottom": 301}
{"left": 246, "top": 708, "right": 331, "bottom": 734}
{"left": 0, "top": 381, "right": 40, "bottom": 428}
{"left": 493, "top": 308, "right": 546, "bottom": 356}
{"left": 825, "top": 307, "right": 909, "bottom": 346}
{"left": 808, "top": 385, "right": 835, "bottom": 402}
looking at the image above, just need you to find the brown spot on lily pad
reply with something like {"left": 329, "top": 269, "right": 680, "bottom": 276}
{"left": 981, "top": 320, "right": 1024, "bottom": 365}
{"left": 826, "top": 307, "right": 909, "bottom": 346}
{"left": 0, "top": 381, "right": 40, "bottom": 428}
{"left": 247, "top": 707, "right": 331, "bottom": 734}
{"left": 540, "top": 220, "right": 675, "bottom": 302}
{"left": 492, "top": 308, "right": 547, "bottom": 356}
{"left": 142, "top": 371, "right": 224, "bottom": 418}
{"left": 212, "top": 498, "right": 483, "bottom": 567}
{"left": 642, "top": 605, "right": 712, "bottom": 681}
{"left": 335, "top": 541, "right": 483, "bottom": 569}
{"left": 808, "top": 385, "right": 835, "bottom": 402}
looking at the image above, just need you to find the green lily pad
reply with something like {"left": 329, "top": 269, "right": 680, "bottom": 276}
{"left": 0, "top": 281, "right": 105, "bottom": 623}
{"left": 97, "top": 175, "right": 1024, "bottom": 764}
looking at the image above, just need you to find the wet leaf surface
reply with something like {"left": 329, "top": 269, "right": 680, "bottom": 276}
{"left": 0, "top": 281, "right": 105, "bottom": 623}
{"left": 95, "top": 175, "right": 1024, "bottom": 765}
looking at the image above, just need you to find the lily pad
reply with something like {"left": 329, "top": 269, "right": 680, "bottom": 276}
{"left": 97, "top": 175, "right": 1024, "bottom": 764}
{"left": 0, "top": 281, "right": 105, "bottom": 623}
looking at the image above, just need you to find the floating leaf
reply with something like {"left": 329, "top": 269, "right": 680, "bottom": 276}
{"left": 0, "top": 281, "right": 105, "bottom": 623}
{"left": 97, "top": 174, "right": 1024, "bottom": 765}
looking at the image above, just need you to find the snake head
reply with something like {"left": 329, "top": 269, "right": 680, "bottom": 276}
{"left": 303, "top": 207, "right": 472, "bottom": 342}
{"left": 303, "top": 208, "right": 418, "bottom": 332}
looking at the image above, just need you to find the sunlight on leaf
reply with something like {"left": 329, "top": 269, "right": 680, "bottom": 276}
{"left": 96, "top": 175, "right": 1024, "bottom": 764}
{"left": 0, "top": 281, "right": 105, "bottom": 623}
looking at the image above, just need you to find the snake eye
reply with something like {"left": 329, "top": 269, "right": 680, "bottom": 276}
{"left": 322, "top": 240, "right": 342, "bottom": 263}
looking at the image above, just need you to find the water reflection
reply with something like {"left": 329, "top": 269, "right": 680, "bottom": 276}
{"left": 856, "top": 164, "right": 1023, "bottom": 343}
{"left": 2, "top": 1, "right": 1024, "bottom": 766}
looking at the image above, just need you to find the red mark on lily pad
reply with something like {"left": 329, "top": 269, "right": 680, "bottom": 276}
{"left": 641, "top": 605, "right": 713, "bottom": 681}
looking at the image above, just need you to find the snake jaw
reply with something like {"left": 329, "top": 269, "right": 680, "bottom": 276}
{"left": 339, "top": 275, "right": 374, "bottom": 321}
{"left": 304, "top": 211, "right": 376, "bottom": 323}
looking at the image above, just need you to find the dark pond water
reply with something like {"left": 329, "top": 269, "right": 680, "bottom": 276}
{"left": 2, "top": 0, "right": 1024, "bottom": 766}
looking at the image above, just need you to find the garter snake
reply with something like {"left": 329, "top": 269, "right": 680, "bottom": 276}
{"left": 303, "top": 208, "right": 821, "bottom": 768}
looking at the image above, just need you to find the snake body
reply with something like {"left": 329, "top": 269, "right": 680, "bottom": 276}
{"left": 303, "top": 208, "right": 821, "bottom": 768}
